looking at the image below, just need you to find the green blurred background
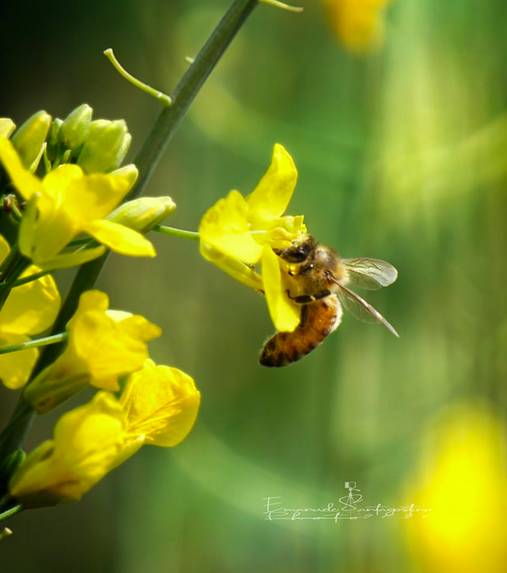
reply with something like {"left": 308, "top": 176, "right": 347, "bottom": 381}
{"left": 1, "top": 0, "right": 507, "bottom": 571}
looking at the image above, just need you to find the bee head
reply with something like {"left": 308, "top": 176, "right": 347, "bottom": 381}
{"left": 275, "top": 235, "right": 316, "bottom": 263}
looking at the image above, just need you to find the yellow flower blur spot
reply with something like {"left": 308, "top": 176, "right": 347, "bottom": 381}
{"left": 121, "top": 359, "right": 201, "bottom": 449}
{"left": 0, "top": 235, "right": 61, "bottom": 389}
{"left": 10, "top": 392, "right": 127, "bottom": 505}
{"left": 324, "top": 0, "right": 392, "bottom": 54}
{"left": 0, "top": 137, "right": 155, "bottom": 267}
{"left": 25, "top": 290, "right": 162, "bottom": 412}
{"left": 407, "top": 406, "right": 507, "bottom": 573}
{"left": 199, "top": 144, "right": 307, "bottom": 332}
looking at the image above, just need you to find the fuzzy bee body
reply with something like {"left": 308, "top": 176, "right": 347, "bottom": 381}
{"left": 259, "top": 235, "right": 398, "bottom": 367}
{"left": 260, "top": 295, "right": 342, "bottom": 367}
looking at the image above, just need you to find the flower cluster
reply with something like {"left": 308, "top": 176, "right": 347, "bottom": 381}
{"left": 11, "top": 360, "right": 200, "bottom": 506}
{"left": 0, "top": 106, "right": 199, "bottom": 508}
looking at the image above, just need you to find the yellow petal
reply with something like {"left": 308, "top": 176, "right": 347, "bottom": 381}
{"left": 0, "top": 234, "right": 10, "bottom": 266}
{"left": 121, "top": 361, "right": 200, "bottom": 447}
{"left": 0, "top": 333, "right": 38, "bottom": 390}
{"left": 199, "top": 190, "right": 263, "bottom": 264}
{"left": 63, "top": 172, "right": 132, "bottom": 222}
{"left": 69, "top": 296, "right": 161, "bottom": 389}
{"left": 0, "top": 267, "right": 61, "bottom": 335}
{"left": 83, "top": 219, "right": 156, "bottom": 257}
{"left": 19, "top": 190, "right": 77, "bottom": 263}
{"left": 200, "top": 243, "right": 263, "bottom": 291}
{"left": 31, "top": 167, "right": 87, "bottom": 261}
{"left": 261, "top": 246, "right": 301, "bottom": 332}
{"left": 39, "top": 245, "right": 107, "bottom": 271}
{"left": 247, "top": 144, "right": 298, "bottom": 220}
{"left": 0, "top": 137, "right": 42, "bottom": 199}
{"left": 0, "top": 119, "right": 16, "bottom": 138}
{"left": 10, "top": 392, "right": 126, "bottom": 503}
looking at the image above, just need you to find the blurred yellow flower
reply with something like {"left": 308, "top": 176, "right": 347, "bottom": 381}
{"left": 199, "top": 144, "right": 307, "bottom": 332}
{"left": 407, "top": 406, "right": 507, "bottom": 573}
{"left": 0, "top": 235, "right": 61, "bottom": 389}
{"left": 10, "top": 361, "right": 200, "bottom": 505}
{"left": 0, "top": 136, "right": 155, "bottom": 269}
{"left": 324, "top": 0, "right": 392, "bottom": 54}
{"left": 25, "top": 290, "right": 161, "bottom": 412}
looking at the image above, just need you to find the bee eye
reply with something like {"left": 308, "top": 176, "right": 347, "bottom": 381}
{"left": 283, "top": 249, "right": 308, "bottom": 263}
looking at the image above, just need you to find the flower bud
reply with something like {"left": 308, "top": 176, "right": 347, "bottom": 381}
{"left": 77, "top": 119, "right": 131, "bottom": 173}
{"left": 108, "top": 196, "right": 176, "bottom": 233}
{"left": 0, "top": 118, "right": 16, "bottom": 138}
{"left": 11, "top": 111, "right": 52, "bottom": 168}
{"left": 60, "top": 104, "right": 93, "bottom": 151}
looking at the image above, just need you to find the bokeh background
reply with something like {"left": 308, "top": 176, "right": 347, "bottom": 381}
{"left": 1, "top": 0, "right": 507, "bottom": 571}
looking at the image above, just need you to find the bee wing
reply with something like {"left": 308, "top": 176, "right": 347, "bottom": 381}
{"left": 342, "top": 258, "right": 398, "bottom": 290}
{"left": 336, "top": 283, "right": 399, "bottom": 337}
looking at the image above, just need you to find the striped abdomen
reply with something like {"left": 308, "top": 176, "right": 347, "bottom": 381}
{"left": 259, "top": 295, "right": 342, "bottom": 367}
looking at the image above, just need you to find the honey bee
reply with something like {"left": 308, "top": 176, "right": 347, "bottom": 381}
{"left": 259, "top": 236, "right": 398, "bottom": 367}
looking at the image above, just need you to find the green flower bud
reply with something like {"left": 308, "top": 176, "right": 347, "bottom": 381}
{"left": 60, "top": 104, "right": 93, "bottom": 151}
{"left": 46, "top": 118, "right": 63, "bottom": 164}
{"left": 108, "top": 196, "right": 176, "bottom": 233}
{"left": 0, "top": 118, "right": 16, "bottom": 138}
{"left": 12, "top": 110, "right": 52, "bottom": 168}
{"left": 77, "top": 119, "right": 131, "bottom": 173}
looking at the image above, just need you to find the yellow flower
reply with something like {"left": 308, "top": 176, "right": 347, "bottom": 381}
{"left": 10, "top": 392, "right": 127, "bottom": 505}
{"left": 121, "top": 359, "right": 201, "bottom": 450}
{"left": 10, "top": 361, "right": 200, "bottom": 506}
{"left": 25, "top": 290, "right": 161, "bottom": 412}
{"left": 0, "top": 235, "right": 61, "bottom": 389}
{"left": 199, "top": 144, "right": 307, "bottom": 332}
{"left": 324, "top": 0, "right": 391, "bottom": 54}
{"left": 406, "top": 406, "right": 507, "bottom": 573}
{"left": 0, "top": 137, "right": 155, "bottom": 269}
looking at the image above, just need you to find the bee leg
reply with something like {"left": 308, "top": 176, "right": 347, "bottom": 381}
{"left": 286, "top": 289, "right": 331, "bottom": 304}
{"left": 286, "top": 290, "right": 314, "bottom": 304}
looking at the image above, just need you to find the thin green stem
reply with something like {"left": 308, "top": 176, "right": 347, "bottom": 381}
{"left": 10, "top": 269, "right": 50, "bottom": 288}
{"left": 0, "top": 333, "right": 67, "bottom": 356}
{"left": 259, "top": 0, "right": 303, "bottom": 13}
{"left": 0, "top": 504, "right": 22, "bottom": 523}
{"left": 104, "top": 49, "right": 172, "bottom": 106}
{"left": 0, "top": 248, "right": 30, "bottom": 310}
{"left": 154, "top": 225, "right": 200, "bottom": 241}
{"left": 0, "top": 0, "right": 260, "bottom": 463}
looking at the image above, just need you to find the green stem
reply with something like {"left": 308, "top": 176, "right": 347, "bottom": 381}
{"left": 0, "top": 504, "right": 22, "bottom": 523}
{"left": 104, "top": 49, "right": 172, "bottom": 106}
{"left": 10, "top": 270, "right": 51, "bottom": 288}
{"left": 259, "top": 0, "right": 303, "bottom": 12}
{"left": 0, "top": 0, "right": 259, "bottom": 463}
{"left": 154, "top": 225, "right": 200, "bottom": 241}
{"left": 0, "top": 248, "right": 30, "bottom": 311}
{"left": 0, "top": 333, "right": 67, "bottom": 356}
